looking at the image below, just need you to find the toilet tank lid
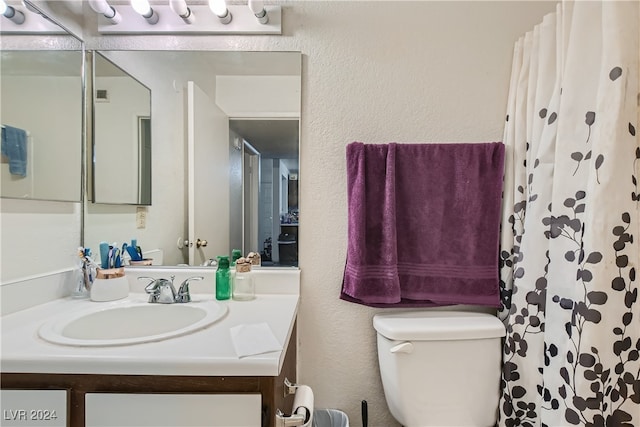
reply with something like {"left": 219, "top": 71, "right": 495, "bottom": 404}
{"left": 373, "top": 311, "right": 506, "bottom": 341}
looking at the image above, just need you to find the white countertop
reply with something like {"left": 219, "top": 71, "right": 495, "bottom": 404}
{"left": 1, "top": 268, "right": 299, "bottom": 377}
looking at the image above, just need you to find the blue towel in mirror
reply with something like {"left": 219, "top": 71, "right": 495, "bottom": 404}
{"left": 1, "top": 125, "right": 28, "bottom": 177}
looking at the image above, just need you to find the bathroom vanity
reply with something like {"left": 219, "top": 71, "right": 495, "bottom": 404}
{"left": 0, "top": 268, "right": 300, "bottom": 427}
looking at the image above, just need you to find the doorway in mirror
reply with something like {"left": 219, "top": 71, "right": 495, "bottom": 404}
{"left": 229, "top": 119, "right": 299, "bottom": 266}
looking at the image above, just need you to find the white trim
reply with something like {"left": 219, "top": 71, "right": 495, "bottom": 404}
{"left": 0, "top": 267, "right": 75, "bottom": 287}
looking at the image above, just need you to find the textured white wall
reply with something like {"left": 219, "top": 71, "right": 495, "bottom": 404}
{"left": 2, "top": 1, "right": 559, "bottom": 424}
{"left": 0, "top": 199, "right": 80, "bottom": 283}
{"left": 289, "top": 3, "right": 556, "bottom": 425}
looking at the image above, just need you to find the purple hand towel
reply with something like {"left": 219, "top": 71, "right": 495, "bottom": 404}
{"left": 341, "top": 142, "right": 505, "bottom": 307}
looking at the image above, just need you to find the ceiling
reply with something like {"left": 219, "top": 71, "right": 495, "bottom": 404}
{"left": 230, "top": 119, "right": 299, "bottom": 164}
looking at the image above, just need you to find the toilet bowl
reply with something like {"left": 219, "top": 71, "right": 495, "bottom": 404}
{"left": 373, "top": 310, "right": 506, "bottom": 427}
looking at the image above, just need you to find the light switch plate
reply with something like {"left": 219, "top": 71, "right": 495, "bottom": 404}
{"left": 136, "top": 207, "right": 147, "bottom": 229}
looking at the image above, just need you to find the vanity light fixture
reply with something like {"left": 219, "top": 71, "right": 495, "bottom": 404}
{"left": 209, "top": 0, "right": 231, "bottom": 24}
{"left": 248, "top": 0, "right": 268, "bottom": 24}
{"left": 88, "top": 0, "right": 121, "bottom": 25}
{"left": 95, "top": 3, "right": 281, "bottom": 35}
{"left": 170, "top": 0, "right": 194, "bottom": 24}
{"left": 0, "top": 0, "right": 25, "bottom": 25}
{"left": 131, "top": 0, "right": 158, "bottom": 25}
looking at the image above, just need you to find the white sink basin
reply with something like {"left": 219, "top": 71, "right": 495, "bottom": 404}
{"left": 38, "top": 297, "right": 228, "bottom": 347}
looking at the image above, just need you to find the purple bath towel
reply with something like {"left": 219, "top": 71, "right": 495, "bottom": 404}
{"left": 341, "top": 142, "right": 505, "bottom": 307}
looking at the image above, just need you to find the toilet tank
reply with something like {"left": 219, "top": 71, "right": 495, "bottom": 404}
{"left": 373, "top": 311, "right": 506, "bottom": 427}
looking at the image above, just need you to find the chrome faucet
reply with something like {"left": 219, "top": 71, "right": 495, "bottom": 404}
{"left": 175, "top": 276, "right": 204, "bottom": 303}
{"left": 138, "top": 275, "right": 204, "bottom": 304}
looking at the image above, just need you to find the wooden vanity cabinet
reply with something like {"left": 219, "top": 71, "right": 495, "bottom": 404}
{"left": 1, "top": 325, "right": 296, "bottom": 427}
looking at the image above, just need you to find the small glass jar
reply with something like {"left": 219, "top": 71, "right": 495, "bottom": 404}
{"left": 233, "top": 262, "right": 255, "bottom": 301}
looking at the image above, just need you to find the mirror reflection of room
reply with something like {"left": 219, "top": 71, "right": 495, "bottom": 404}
{"left": 0, "top": 50, "right": 83, "bottom": 202}
{"left": 230, "top": 119, "right": 299, "bottom": 267}
{"left": 91, "top": 52, "right": 152, "bottom": 205}
{"left": 82, "top": 51, "right": 301, "bottom": 267}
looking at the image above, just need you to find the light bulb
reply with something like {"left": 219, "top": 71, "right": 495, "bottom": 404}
{"left": 130, "top": 0, "right": 158, "bottom": 24}
{"left": 88, "top": 0, "right": 109, "bottom": 15}
{"left": 131, "top": 0, "right": 151, "bottom": 16}
{"left": 208, "top": 0, "right": 226, "bottom": 16}
{"left": 1, "top": 0, "right": 25, "bottom": 24}
{"left": 248, "top": 0, "right": 263, "bottom": 15}
{"left": 169, "top": 0, "right": 188, "bottom": 16}
{"left": 170, "top": 0, "right": 193, "bottom": 23}
{"left": 88, "top": 0, "right": 120, "bottom": 23}
{"left": 248, "top": 0, "right": 268, "bottom": 24}
{"left": 209, "top": 0, "right": 231, "bottom": 23}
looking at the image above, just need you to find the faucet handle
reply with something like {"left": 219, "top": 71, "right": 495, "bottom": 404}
{"left": 139, "top": 276, "right": 158, "bottom": 293}
{"left": 137, "top": 276, "right": 156, "bottom": 286}
{"left": 176, "top": 276, "right": 204, "bottom": 303}
{"left": 140, "top": 277, "right": 177, "bottom": 303}
{"left": 140, "top": 277, "right": 160, "bottom": 302}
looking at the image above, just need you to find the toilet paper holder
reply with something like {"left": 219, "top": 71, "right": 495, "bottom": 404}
{"left": 276, "top": 378, "right": 313, "bottom": 427}
{"left": 275, "top": 409, "right": 307, "bottom": 427}
{"left": 284, "top": 377, "right": 298, "bottom": 397}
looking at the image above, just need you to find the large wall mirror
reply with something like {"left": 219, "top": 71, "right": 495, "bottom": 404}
{"left": 83, "top": 51, "right": 301, "bottom": 268}
{"left": 90, "top": 51, "right": 152, "bottom": 205}
{"left": 0, "top": 44, "right": 83, "bottom": 202}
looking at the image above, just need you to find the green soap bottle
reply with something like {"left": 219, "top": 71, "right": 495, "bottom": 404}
{"left": 231, "top": 249, "right": 242, "bottom": 266}
{"left": 215, "top": 256, "right": 231, "bottom": 300}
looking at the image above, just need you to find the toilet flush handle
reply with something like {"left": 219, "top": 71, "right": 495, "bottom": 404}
{"left": 390, "top": 341, "right": 414, "bottom": 354}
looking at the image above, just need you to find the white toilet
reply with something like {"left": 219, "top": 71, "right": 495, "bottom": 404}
{"left": 373, "top": 310, "right": 506, "bottom": 427}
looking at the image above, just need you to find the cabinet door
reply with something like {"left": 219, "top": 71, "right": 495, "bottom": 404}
{"left": 85, "top": 393, "right": 261, "bottom": 427}
{"left": 0, "top": 390, "right": 67, "bottom": 427}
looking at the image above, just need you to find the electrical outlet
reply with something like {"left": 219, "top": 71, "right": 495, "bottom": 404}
{"left": 136, "top": 207, "right": 147, "bottom": 229}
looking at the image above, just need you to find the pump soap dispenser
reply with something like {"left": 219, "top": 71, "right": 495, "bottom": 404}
{"left": 215, "top": 256, "right": 231, "bottom": 300}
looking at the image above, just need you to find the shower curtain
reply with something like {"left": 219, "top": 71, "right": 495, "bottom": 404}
{"left": 498, "top": 1, "right": 639, "bottom": 426}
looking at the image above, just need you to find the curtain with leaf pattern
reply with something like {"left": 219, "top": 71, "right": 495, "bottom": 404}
{"left": 498, "top": 1, "right": 639, "bottom": 426}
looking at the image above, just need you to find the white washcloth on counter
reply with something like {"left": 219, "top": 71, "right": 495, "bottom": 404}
{"left": 230, "top": 322, "right": 282, "bottom": 358}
